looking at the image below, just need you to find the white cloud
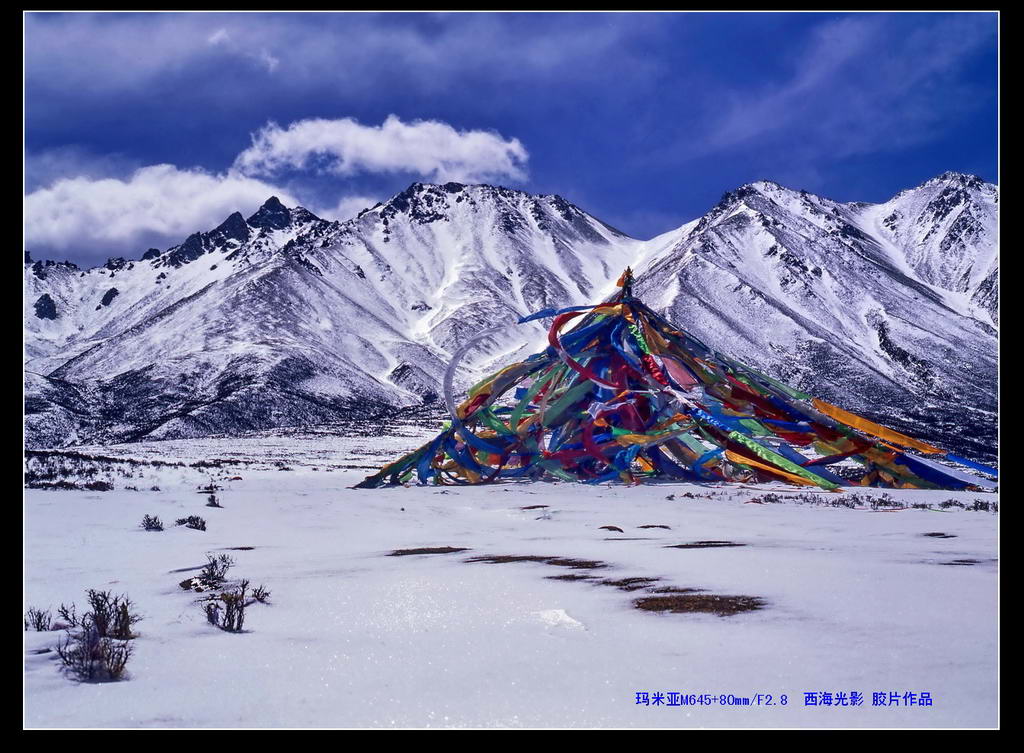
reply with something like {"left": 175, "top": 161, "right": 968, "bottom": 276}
{"left": 205, "top": 25, "right": 278, "bottom": 72}
{"left": 257, "top": 49, "right": 280, "bottom": 73}
{"left": 24, "top": 165, "right": 297, "bottom": 252}
{"left": 233, "top": 115, "right": 529, "bottom": 184}
{"left": 24, "top": 115, "right": 529, "bottom": 259}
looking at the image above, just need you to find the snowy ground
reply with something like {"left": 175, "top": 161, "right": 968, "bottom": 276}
{"left": 24, "top": 429, "right": 998, "bottom": 728}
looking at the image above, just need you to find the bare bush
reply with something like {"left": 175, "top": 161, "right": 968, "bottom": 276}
{"left": 221, "top": 581, "right": 248, "bottom": 632}
{"left": 85, "top": 589, "right": 141, "bottom": 640}
{"left": 251, "top": 584, "right": 271, "bottom": 604}
{"left": 204, "top": 581, "right": 248, "bottom": 632}
{"left": 199, "top": 553, "right": 234, "bottom": 588}
{"left": 176, "top": 515, "right": 206, "bottom": 531}
{"left": 140, "top": 514, "right": 163, "bottom": 531}
{"left": 24, "top": 607, "right": 52, "bottom": 631}
{"left": 57, "top": 603, "right": 78, "bottom": 628}
{"left": 56, "top": 620, "right": 133, "bottom": 682}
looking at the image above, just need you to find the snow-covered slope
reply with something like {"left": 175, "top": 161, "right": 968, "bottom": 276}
{"left": 632, "top": 173, "right": 998, "bottom": 460}
{"left": 865, "top": 172, "right": 998, "bottom": 325}
{"left": 25, "top": 185, "right": 640, "bottom": 446}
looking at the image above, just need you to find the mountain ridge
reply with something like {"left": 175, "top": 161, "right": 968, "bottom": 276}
{"left": 25, "top": 173, "right": 998, "bottom": 459}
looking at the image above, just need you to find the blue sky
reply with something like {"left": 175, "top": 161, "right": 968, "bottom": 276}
{"left": 25, "top": 11, "right": 998, "bottom": 265}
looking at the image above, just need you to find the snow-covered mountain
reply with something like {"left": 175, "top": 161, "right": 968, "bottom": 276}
{"left": 25, "top": 184, "right": 639, "bottom": 446}
{"left": 632, "top": 172, "right": 998, "bottom": 460}
{"left": 24, "top": 173, "right": 997, "bottom": 459}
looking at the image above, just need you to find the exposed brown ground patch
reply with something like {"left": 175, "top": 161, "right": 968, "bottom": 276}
{"left": 634, "top": 594, "right": 765, "bottom": 616}
{"left": 665, "top": 541, "right": 746, "bottom": 549}
{"left": 465, "top": 554, "right": 609, "bottom": 569}
{"left": 455, "top": 553, "right": 765, "bottom": 617}
{"left": 388, "top": 546, "right": 470, "bottom": 556}
{"left": 597, "top": 577, "right": 662, "bottom": 592}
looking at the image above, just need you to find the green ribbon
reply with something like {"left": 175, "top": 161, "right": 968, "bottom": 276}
{"left": 727, "top": 431, "right": 839, "bottom": 490}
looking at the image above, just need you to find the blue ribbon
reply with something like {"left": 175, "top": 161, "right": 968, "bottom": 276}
{"left": 945, "top": 453, "right": 998, "bottom": 477}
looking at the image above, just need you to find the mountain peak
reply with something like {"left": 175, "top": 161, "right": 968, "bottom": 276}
{"left": 713, "top": 183, "right": 765, "bottom": 211}
{"left": 745, "top": 179, "right": 788, "bottom": 192}
{"left": 373, "top": 181, "right": 587, "bottom": 230}
{"left": 922, "top": 171, "right": 987, "bottom": 190}
{"left": 247, "top": 196, "right": 293, "bottom": 230}
{"left": 211, "top": 211, "right": 251, "bottom": 243}
{"left": 391, "top": 181, "right": 527, "bottom": 201}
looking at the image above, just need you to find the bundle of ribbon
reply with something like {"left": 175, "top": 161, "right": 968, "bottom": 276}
{"left": 357, "top": 269, "right": 996, "bottom": 491}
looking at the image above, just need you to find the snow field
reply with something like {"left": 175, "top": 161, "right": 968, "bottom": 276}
{"left": 25, "top": 435, "right": 998, "bottom": 728}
